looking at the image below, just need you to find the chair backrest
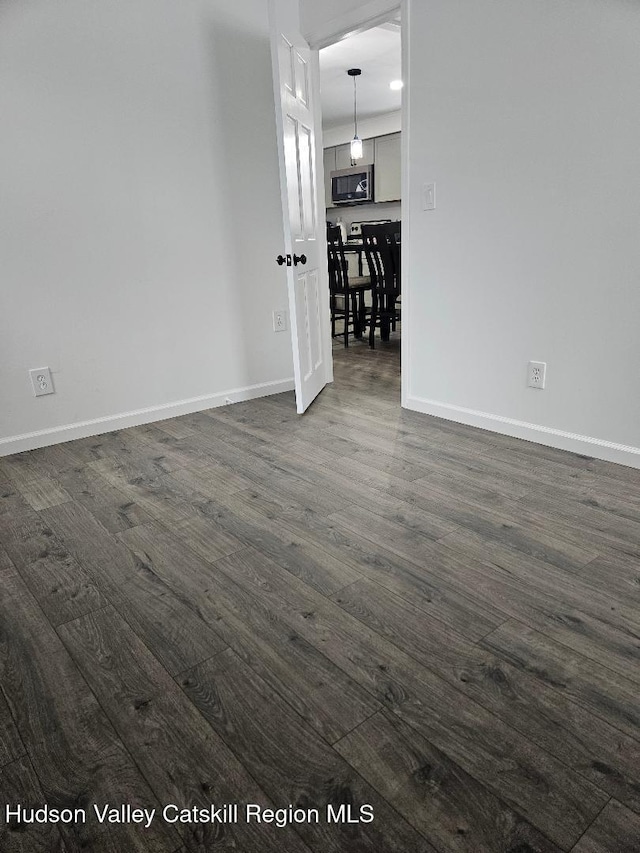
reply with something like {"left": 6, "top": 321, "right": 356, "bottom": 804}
{"left": 326, "top": 225, "right": 349, "bottom": 293}
{"left": 361, "top": 223, "right": 399, "bottom": 295}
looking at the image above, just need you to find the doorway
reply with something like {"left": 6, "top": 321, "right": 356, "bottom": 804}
{"left": 318, "top": 16, "right": 403, "bottom": 395}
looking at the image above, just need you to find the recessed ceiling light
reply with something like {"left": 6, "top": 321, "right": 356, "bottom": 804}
{"left": 389, "top": 79, "right": 404, "bottom": 90}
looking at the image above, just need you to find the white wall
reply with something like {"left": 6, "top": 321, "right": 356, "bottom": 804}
{"left": 0, "top": 0, "right": 293, "bottom": 454}
{"left": 405, "top": 0, "right": 640, "bottom": 465}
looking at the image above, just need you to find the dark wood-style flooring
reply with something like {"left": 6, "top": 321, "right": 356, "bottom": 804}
{"left": 1, "top": 335, "right": 640, "bottom": 852}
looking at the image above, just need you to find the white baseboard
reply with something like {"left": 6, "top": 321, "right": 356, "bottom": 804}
{"left": 405, "top": 395, "right": 640, "bottom": 470}
{"left": 0, "top": 378, "right": 295, "bottom": 457}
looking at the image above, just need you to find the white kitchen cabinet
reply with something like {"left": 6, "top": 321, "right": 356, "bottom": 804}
{"left": 323, "top": 147, "right": 336, "bottom": 209}
{"left": 374, "top": 132, "right": 401, "bottom": 202}
{"left": 335, "top": 139, "right": 374, "bottom": 170}
{"left": 323, "top": 133, "right": 401, "bottom": 209}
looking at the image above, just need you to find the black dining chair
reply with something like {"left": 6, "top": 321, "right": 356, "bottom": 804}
{"left": 361, "top": 222, "right": 401, "bottom": 348}
{"left": 327, "top": 225, "right": 372, "bottom": 347}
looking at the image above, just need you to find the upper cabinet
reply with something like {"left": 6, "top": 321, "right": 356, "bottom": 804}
{"left": 323, "top": 132, "right": 401, "bottom": 208}
{"left": 334, "top": 139, "right": 374, "bottom": 170}
{"left": 323, "top": 147, "right": 336, "bottom": 209}
{"left": 374, "top": 133, "right": 401, "bottom": 203}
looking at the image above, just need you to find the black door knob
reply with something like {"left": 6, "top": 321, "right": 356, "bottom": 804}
{"left": 293, "top": 254, "right": 307, "bottom": 266}
{"left": 276, "top": 255, "right": 286, "bottom": 266}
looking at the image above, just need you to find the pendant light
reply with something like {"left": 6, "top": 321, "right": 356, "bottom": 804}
{"left": 348, "top": 68, "right": 363, "bottom": 162}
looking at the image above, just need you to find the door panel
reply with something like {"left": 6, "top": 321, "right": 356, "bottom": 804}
{"left": 270, "top": 2, "right": 331, "bottom": 414}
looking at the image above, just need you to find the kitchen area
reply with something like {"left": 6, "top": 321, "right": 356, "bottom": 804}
{"left": 319, "top": 22, "right": 402, "bottom": 349}
{"left": 324, "top": 130, "right": 401, "bottom": 281}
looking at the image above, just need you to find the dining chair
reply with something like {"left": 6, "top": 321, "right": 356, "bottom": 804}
{"left": 361, "top": 222, "right": 401, "bottom": 348}
{"left": 326, "top": 225, "right": 372, "bottom": 347}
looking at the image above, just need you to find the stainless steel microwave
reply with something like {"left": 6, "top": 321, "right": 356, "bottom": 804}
{"left": 331, "top": 164, "right": 374, "bottom": 204}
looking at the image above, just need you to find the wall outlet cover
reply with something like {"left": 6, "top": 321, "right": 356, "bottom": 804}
{"left": 527, "top": 361, "right": 546, "bottom": 389}
{"left": 29, "top": 367, "right": 55, "bottom": 397}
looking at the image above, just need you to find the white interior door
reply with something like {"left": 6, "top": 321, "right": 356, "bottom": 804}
{"left": 269, "top": 0, "right": 332, "bottom": 414}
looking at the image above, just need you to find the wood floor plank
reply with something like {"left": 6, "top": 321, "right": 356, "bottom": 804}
{"left": 179, "top": 647, "right": 434, "bottom": 853}
{"left": 570, "top": 799, "right": 640, "bottom": 852}
{"left": 159, "top": 545, "right": 381, "bottom": 743}
{"left": 134, "top": 422, "right": 254, "bottom": 478}
{"left": 577, "top": 553, "right": 640, "bottom": 605}
{"left": 115, "top": 524, "right": 380, "bottom": 743}
{"left": 482, "top": 620, "right": 640, "bottom": 742}
{"left": 233, "top": 475, "right": 352, "bottom": 518}
{"left": 191, "top": 412, "right": 351, "bottom": 475}
{"left": 238, "top": 475, "right": 460, "bottom": 542}
{"left": 518, "top": 488, "right": 640, "bottom": 555}
{"left": 231, "top": 492, "right": 504, "bottom": 643}
{"left": 0, "top": 564, "right": 180, "bottom": 853}
{"left": 117, "top": 520, "right": 238, "bottom": 594}
{"left": 208, "top": 404, "right": 364, "bottom": 459}
{"left": 440, "top": 527, "right": 640, "bottom": 623}
{"left": 180, "top": 486, "right": 362, "bottom": 596}
{"left": 209, "top": 548, "right": 607, "bottom": 848}
{"left": 87, "top": 458, "right": 197, "bottom": 528}
{"left": 59, "top": 428, "right": 175, "bottom": 469}
{"left": 303, "top": 404, "right": 495, "bottom": 461}
{"left": 0, "top": 448, "right": 75, "bottom": 487}
{"left": 42, "top": 501, "right": 226, "bottom": 675}
{"left": 18, "top": 550, "right": 109, "bottom": 628}
{"left": 317, "top": 506, "right": 625, "bottom": 676}
{"left": 0, "top": 690, "right": 24, "bottom": 770}
{"left": 13, "top": 475, "right": 71, "bottom": 511}
{"left": 164, "top": 458, "right": 256, "bottom": 498}
{"left": 331, "top": 494, "right": 598, "bottom": 575}
{"left": 484, "top": 444, "right": 640, "bottom": 504}
{"left": 0, "top": 756, "right": 65, "bottom": 853}
{"left": 335, "top": 710, "right": 560, "bottom": 853}
{"left": 0, "top": 490, "right": 108, "bottom": 625}
{"left": 52, "top": 463, "right": 152, "bottom": 533}
{"left": 118, "top": 513, "right": 244, "bottom": 569}
{"left": 224, "top": 440, "right": 464, "bottom": 536}
{"left": 0, "top": 484, "right": 72, "bottom": 568}
{"left": 572, "top": 487, "right": 640, "bottom": 527}
{"left": 331, "top": 578, "right": 640, "bottom": 812}
{"left": 58, "top": 606, "right": 314, "bottom": 853}
{"left": 437, "top": 529, "right": 640, "bottom": 684}
{"left": 148, "top": 416, "right": 197, "bottom": 440}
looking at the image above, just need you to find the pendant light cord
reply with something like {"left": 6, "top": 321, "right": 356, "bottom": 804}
{"left": 353, "top": 75, "right": 358, "bottom": 138}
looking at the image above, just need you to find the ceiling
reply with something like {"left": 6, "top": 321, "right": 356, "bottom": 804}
{"left": 319, "top": 22, "right": 401, "bottom": 131}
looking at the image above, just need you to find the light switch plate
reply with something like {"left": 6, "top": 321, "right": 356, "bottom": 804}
{"left": 29, "top": 367, "right": 55, "bottom": 397}
{"left": 423, "top": 182, "right": 436, "bottom": 210}
{"left": 273, "top": 310, "right": 287, "bottom": 332}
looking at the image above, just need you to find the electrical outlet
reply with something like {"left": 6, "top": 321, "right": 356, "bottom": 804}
{"left": 29, "top": 367, "right": 55, "bottom": 397}
{"left": 527, "top": 361, "right": 546, "bottom": 389}
{"left": 273, "top": 310, "right": 287, "bottom": 332}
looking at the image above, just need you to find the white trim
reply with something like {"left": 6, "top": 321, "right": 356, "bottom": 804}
{"left": 305, "top": 0, "right": 401, "bottom": 49}
{"left": 310, "top": 46, "right": 335, "bottom": 388}
{"left": 0, "top": 378, "right": 295, "bottom": 457}
{"left": 399, "top": 0, "right": 410, "bottom": 410}
{"left": 405, "top": 395, "right": 640, "bottom": 470}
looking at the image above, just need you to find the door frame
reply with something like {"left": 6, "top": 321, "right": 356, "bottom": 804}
{"left": 305, "top": 0, "right": 409, "bottom": 408}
